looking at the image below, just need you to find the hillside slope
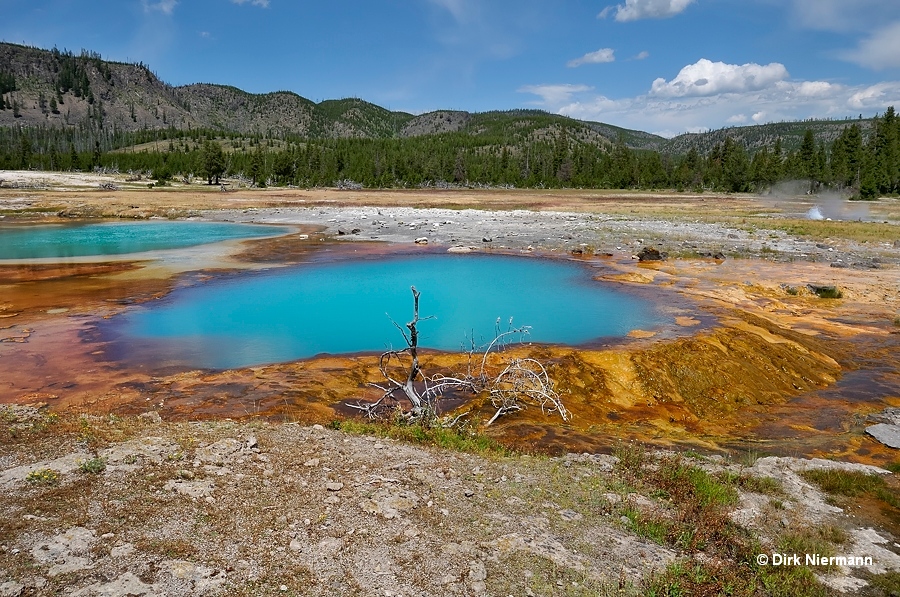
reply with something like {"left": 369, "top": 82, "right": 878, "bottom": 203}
{"left": 0, "top": 42, "right": 881, "bottom": 154}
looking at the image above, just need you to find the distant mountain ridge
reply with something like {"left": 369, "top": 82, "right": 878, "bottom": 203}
{"left": 0, "top": 41, "right": 876, "bottom": 154}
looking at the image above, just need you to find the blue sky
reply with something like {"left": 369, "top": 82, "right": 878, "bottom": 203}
{"left": 3, "top": 0, "right": 900, "bottom": 137}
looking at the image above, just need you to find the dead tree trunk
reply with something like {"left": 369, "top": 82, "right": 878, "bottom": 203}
{"left": 349, "top": 287, "right": 568, "bottom": 427}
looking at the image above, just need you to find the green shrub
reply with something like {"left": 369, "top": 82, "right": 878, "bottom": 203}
{"left": 78, "top": 457, "right": 106, "bottom": 474}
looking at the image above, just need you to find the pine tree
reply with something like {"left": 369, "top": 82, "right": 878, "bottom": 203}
{"left": 798, "top": 129, "right": 816, "bottom": 181}
{"left": 199, "top": 140, "right": 226, "bottom": 185}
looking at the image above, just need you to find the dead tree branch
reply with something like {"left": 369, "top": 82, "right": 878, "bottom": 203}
{"left": 349, "top": 286, "right": 568, "bottom": 427}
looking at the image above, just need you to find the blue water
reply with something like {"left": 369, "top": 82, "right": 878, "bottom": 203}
{"left": 110, "top": 254, "right": 665, "bottom": 369}
{"left": 0, "top": 221, "right": 285, "bottom": 259}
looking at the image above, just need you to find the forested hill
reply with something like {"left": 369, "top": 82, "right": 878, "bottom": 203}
{"left": 0, "top": 41, "right": 874, "bottom": 155}
{"left": 0, "top": 42, "right": 631, "bottom": 147}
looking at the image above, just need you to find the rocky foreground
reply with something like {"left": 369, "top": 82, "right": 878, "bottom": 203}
{"left": 1, "top": 406, "right": 898, "bottom": 596}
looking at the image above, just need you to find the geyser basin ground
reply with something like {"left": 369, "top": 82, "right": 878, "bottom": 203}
{"left": 0, "top": 220, "right": 285, "bottom": 260}
{"left": 106, "top": 253, "right": 666, "bottom": 369}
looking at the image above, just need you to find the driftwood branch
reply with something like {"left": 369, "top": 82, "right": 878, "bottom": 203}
{"left": 354, "top": 286, "right": 568, "bottom": 427}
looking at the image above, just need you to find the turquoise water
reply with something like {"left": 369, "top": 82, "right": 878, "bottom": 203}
{"left": 0, "top": 221, "right": 285, "bottom": 259}
{"left": 110, "top": 254, "right": 665, "bottom": 369}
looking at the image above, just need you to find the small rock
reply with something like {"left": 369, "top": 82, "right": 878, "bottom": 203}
{"left": 195, "top": 438, "right": 242, "bottom": 466}
{"left": 0, "top": 581, "right": 25, "bottom": 597}
{"left": 482, "top": 237, "right": 492, "bottom": 243}
{"left": 468, "top": 560, "right": 487, "bottom": 582}
{"left": 807, "top": 284, "right": 842, "bottom": 298}
{"left": 312, "top": 424, "right": 325, "bottom": 430}
{"left": 636, "top": 246, "right": 665, "bottom": 261}
{"left": 245, "top": 436, "right": 258, "bottom": 450}
{"left": 303, "top": 458, "right": 320, "bottom": 467}
{"left": 868, "top": 408, "right": 900, "bottom": 426}
{"left": 326, "top": 482, "right": 344, "bottom": 492}
{"left": 866, "top": 424, "right": 900, "bottom": 449}
{"left": 138, "top": 411, "right": 162, "bottom": 424}
{"left": 414, "top": 237, "right": 428, "bottom": 245}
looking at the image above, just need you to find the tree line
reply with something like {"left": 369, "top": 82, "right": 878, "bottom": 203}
{"left": 2, "top": 107, "right": 899, "bottom": 198}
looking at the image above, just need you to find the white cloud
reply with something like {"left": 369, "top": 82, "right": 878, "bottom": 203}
{"left": 518, "top": 84, "right": 593, "bottom": 105}
{"left": 231, "top": 0, "right": 270, "bottom": 7}
{"left": 839, "top": 21, "right": 900, "bottom": 70}
{"left": 795, "top": 81, "right": 837, "bottom": 97}
{"left": 649, "top": 59, "right": 789, "bottom": 98}
{"left": 634, "top": 51, "right": 650, "bottom": 61}
{"left": 142, "top": 0, "right": 177, "bottom": 15}
{"left": 848, "top": 82, "right": 900, "bottom": 110}
{"left": 527, "top": 62, "right": 898, "bottom": 138}
{"left": 600, "top": 0, "right": 695, "bottom": 22}
{"left": 567, "top": 48, "right": 615, "bottom": 68}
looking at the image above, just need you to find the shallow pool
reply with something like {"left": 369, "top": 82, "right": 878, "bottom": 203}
{"left": 107, "top": 253, "right": 666, "bottom": 369}
{"left": 0, "top": 221, "right": 285, "bottom": 260}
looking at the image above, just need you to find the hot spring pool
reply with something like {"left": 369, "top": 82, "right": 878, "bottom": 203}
{"left": 107, "top": 253, "right": 667, "bottom": 369}
{"left": 0, "top": 221, "right": 285, "bottom": 260}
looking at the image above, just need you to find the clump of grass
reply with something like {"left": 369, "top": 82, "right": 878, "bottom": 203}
{"left": 620, "top": 505, "right": 670, "bottom": 544}
{"left": 802, "top": 468, "right": 885, "bottom": 495}
{"left": 886, "top": 461, "right": 900, "bottom": 474}
{"left": 613, "top": 448, "right": 744, "bottom": 553}
{"left": 613, "top": 441, "right": 648, "bottom": 479}
{"left": 769, "top": 219, "right": 899, "bottom": 244}
{"left": 726, "top": 472, "right": 784, "bottom": 496}
{"left": 78, "top": 457, "right": 107, "bottom": 474}
{"left": 778, "top": 525, "right": 848, "bottom": 571}
{"left": 868, "top": 571, "right": 900, "bottom": 596}
{"left": 644, "top": 560, "right": 755, "bottom": 597}
{"left": 26, "top": 468, "right": 61, "bottom": 486}
{"left": 758, "top": 564, "right": 832, "bottom": 597}
{"left": 138, "top": 538, "right": 198, "bottom": 559}
{"left": 801, "top": 468, "right": 899, "bottom": 509}
{"left": 655, "top": 456, "right": 739, "bottom": 510}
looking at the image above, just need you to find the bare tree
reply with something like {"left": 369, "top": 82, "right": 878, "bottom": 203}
{"left": 348, "top": 286, "right": 569, "bottom": 427}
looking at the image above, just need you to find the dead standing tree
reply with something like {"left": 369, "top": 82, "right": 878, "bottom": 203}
{"left": 348, "top": 286, "right": 570, "bottom": 427}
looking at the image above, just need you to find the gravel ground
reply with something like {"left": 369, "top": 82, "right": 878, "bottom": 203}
{"left": 209, "top": 205, "right": 900, "bottom": 269}
{"left": 2, "top": 407, "right": 897, "bottom": 596}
